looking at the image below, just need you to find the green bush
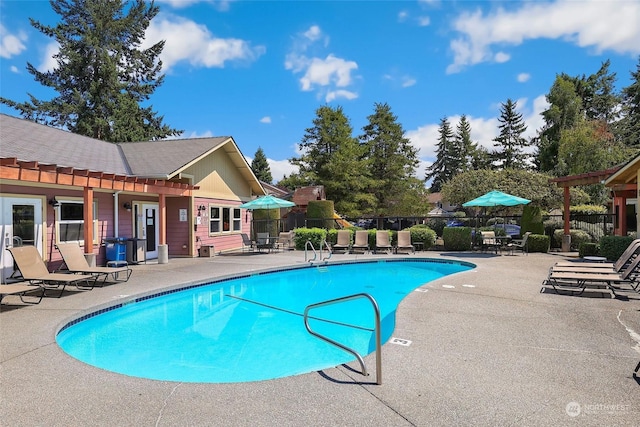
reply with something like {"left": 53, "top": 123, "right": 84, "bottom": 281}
{"left": 569, "top": 205, "right": 607, "bottom": 215}
{"left": 599, "top": 235, "right": 634, "bottom": 261}
{"left": 307, "top": 200, "right": 335, "bottom": 229}
{"left": 578, "top": 242, "right": 599, "bottom": 258}
{"left": 424, "top": 218, "right": 447, "bottom": 237}
{"left": 527, "top": 234, "right": 550, "bottom": 253}
{"left": 521, "top": 205, "right": 544, "bottom": 235}
{"left": 442, "top": 226, "right": 472, "bottom": 251}
{"left": 544, "top": 218, "right": 563, "bottom": 247}
{"left": 553, "top": 229, "right": 592, "bottom": 250}
{"left": 406, "top": 225, "right": 437, "bottom": 250}
{"left": 293, "top": 227, "right": 327, "bottom": 250}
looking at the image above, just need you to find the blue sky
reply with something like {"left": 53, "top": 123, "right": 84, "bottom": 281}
{"left": 1, "top": 0, "right": 639, "bottom": 183}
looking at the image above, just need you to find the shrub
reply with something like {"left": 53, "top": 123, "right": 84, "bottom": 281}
{"left": 578, "top": 242, "right": 599, "bottom": 258}
{"left": 552, "top": 229, "right": 592, "bottom": 250}
{"left": 406, "top": 225, "right": 437, "bottom": 250}
{"left": 521, "top": 205, "right": 544, "bottom": 235}
{"left": 424, "top": 218, "right": 447, "bottom": 237}
{"left": 599, "top": 235, "right": 634, "bottom": 261}
{"left": 307, "top": 200, "right": 335, "bottom": 229}
{"left": 442, "top": 226, "right": 472, "bottom": 251}
{"left": 293, "top": 227, "right": 327, "bottom": 250}
{"left": 527, "top": 234, "right": 550, "bottom": 253}
{"left": 569, "top": 204, "right": 607, "bottom": 215}
{"left": 544, "top": 218, "right": 564, "bottom": 247}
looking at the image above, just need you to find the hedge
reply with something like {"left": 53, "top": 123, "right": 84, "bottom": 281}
{"left": 599, "top": 235, "right": 634, "bottom": 261}
{"left": 442, "top": 226, "right": 472, "bottom": 251}
{"left": 527, "top": 234, "right": 550, "bottom": 253}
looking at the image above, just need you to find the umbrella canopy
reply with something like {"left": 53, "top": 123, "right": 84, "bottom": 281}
{"left": 462, "top": 190, "right": 531, "bottom": 207}
{"left": 238, "top": 195, "right": 295, "bottom": 210}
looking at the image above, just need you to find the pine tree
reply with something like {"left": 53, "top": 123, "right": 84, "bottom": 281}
{"left": 0, "top": 0, "right": 179, "bottom": 142}
{"left": 615, "top": 56, "right": 640, "bottom": 148}
{"left": 455, "top": 115, "right": 476, "bottom": 173}
{"left": 425, "top": 117, "right": 455, "bottom": 192}
{"left": 360, "top": 102, "right": 419, "bottom": 214}
{"left": 251, "top": 147, "right": 273, "bottom": 183}
{"left": 492, "top": 99, "right": 529, "bottom": 169}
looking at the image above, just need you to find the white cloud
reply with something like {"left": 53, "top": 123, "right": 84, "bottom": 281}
{"left": 418, "top": 16, "right": 431, "bottom": 27}
{"left": 144, "top": 15, "right": 265, "bottom": 71}
{"left": 260, "top": 116, "right": 271, "bottom": 124}
{"left": 285, "top": 26, "right": 359, "bottom": 102}
{"left": 0, "top": 24, "right": 27, "bottom": 59}
{"left": 268, "top": 158, "right": 299, "bottom": 183}
{"left": 494, "top": 51, "right": 510, "bottom": 63}
{"left": 10, "top": 65, "right": 19, "bottom": 73}
{"left": 517, "top": 72, "right": 530, "bottom": 83}
{"left": 156, "top": 0, "right": 234, "bottom": 11}
{"left": 402, "top": 76, "right": 417, "bottom": 88}
{"left": 38, "top": 42, "right": 59, "bottom": 72}
{"left": 398, "top": 11, "right": 409, "bottom": 22}
{"left": 325, "top": 89, "right": 358, "bottom": 102}
{"left": 447, "top": 0, "right": 640, "bottom": 73}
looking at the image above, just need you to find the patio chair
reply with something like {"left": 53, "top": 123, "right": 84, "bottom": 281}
{"left": 0, "top": 283, "right": 44, "bottom": 305}
{"left": 542, "top": 253, "right": 640, "bottom": 296}
{"left": 241, "top": 233, "right": 257, "bottom": 252}
{"left": 56, "top": 242, "right": 132, "bottom": 285}
{"left": 351, "top": 230, "right": 370, "bottom": 254}
{"left": 332, "top": 230, "right": 351, "bottom": 254}
{"left": 7, "top": 246, "right": 96, "bottom": 298}
{"left": 480, "top": 231, "right": 501, "bottom": 254}
{"left": 256, "top": 232, "right": 275, "bottom": 252}
{"left": 506, "top": 232, "right": 531, "bottom": 255}
{"left": 375, "top": 230, "right": 393, "bottom": 254}
{"left": 276, "top": 231, "right": 295, "bottom": 251}
{"left": 395, "top": 231, "right": 415, "bottom": 254}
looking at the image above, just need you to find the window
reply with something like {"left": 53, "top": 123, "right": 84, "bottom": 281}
{"left": 209, "top": 206, "right": 241, "bottom": 234}
{"left": 56, "top": 200, "right": 98, "bottom": 244}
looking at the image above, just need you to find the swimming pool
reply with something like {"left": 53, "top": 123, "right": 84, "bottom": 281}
{"left": 57, "top": 259, "right": 474, "bottom": 383}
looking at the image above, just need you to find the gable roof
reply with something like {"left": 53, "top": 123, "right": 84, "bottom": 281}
{"left": 0, "top": 114, "right": 265, "bottom": 195}
{"left": 605, "top": 153, "right": 640, "bottom": 187}
{"left": 0, "top": 113, "right": 128, "bottom": 175}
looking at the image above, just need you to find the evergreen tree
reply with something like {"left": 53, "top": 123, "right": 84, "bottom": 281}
{"left": 425, "top": 117, "right": 455, "bottom": 192}
{"left": 290, "top": 105, "right": 353, "bottom": 185}
{"left": 0, "top": 0, "right": 179, "bottom": 142}
{"left": 360, "top": 102, "right": 419, "bottom": 214}
{"left": 615, "top": 56, "right": 640, "bottom": 148}
{"left": 251, "top": 147, "right": 273, "bottom": 183}
{"left": 492, "top": 99, "right": 529, "bottom": 169}
{"left": 455, "top": 114, "right": 476, "bottom": 173}
{"left": 535, "top": 75, "right": 583, "bottom": 173}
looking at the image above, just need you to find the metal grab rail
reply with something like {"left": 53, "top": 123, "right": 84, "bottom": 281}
{"left": 321, "top": 239, "right": 332, "bottom": 262}
{"left": 304, "top": 240, "right": 317, "bottom": 263}
{"left": 303, "top": 293, "right": 382, "bottom": 385}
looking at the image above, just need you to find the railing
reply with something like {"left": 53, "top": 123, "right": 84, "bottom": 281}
{"left": 303, "top": 293, "right": 382, "bottom": 385}
{"left": 305, "top": 239, "right": 332, "bottom": 263}
{"left": 304, "top": 240, "right": 317, "bottom": 263}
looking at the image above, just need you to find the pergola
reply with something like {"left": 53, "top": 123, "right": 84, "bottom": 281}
{"left": 550, "top": 156, "right": 639, "bottom": 249}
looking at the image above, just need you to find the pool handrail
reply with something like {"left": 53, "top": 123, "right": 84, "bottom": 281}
{"left": 305, "top": 240, "right": 318, "bottom": 263}
{"left": 303, "top": 292, "right": 382, "bottom": 385}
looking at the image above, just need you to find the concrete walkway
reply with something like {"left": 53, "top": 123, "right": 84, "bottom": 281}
{"left": 1, "top": 250, "right": 639, "bottom": 426}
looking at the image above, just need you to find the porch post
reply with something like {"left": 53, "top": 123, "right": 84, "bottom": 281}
{"left": 83, "top": 186, "right": 96, "bottom": 266}
{"left": 562, "top": 186, "right": 571, "bottom": 252}
{"left": 158, "top": 193, "right": 168, "bottom": 264}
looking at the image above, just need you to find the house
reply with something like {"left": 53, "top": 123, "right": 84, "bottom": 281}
{"left": 605, "top": 153, "right": 639, "bottom": 236}
{"left": 0, "top": 114, "right": 265, "bottom": 282}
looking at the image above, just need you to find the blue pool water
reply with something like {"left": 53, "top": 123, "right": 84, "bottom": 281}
{"left": 57, "top": 259, "right": 473, "bottom": 383}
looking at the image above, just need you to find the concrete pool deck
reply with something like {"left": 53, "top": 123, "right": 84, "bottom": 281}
{"left": 1, "top": 250, "right": 639, "bottom": 426}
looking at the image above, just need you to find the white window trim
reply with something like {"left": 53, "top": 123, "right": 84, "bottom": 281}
{"left": 208, "top": 205, "right": 242, "bottom": 235}
{"left": 54, "top": 198, "right": 99, "bottom": 245}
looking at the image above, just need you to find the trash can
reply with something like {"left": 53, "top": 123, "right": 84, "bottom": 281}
{"left": 104, "top": 238, "right": 126, "bottom": 262}
{"left": 126, "top": 238, "right": 146, "bottom": 264}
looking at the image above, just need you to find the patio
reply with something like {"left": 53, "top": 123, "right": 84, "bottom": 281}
{"left": 1, "top": 250, "right": 638, "bottom": 425}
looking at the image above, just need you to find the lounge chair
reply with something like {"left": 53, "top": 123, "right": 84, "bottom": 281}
{"left": 351, "top": 230, "right": 369, "bottom": 254}
{"left": 7, "top": 246, "right": 96, "bottom": 297}
{"left": 56, "top": 242, "right": 132, "bottom": 284}
{"left": 375, "top": 230, "right": 393, "bottom": 254}
{"left": 241, "top": 233, "right": 257, "bottom": 252}
{"left": 332, "top": 230, "right": 351, "bottom": 254}
{"left": 395, "top": 231, "right": 415, "bottom": 254}
{"left": 506, "top": 232, "right": 531, "bottom": 255}
{"left": 542, "top": 253, "right": 640, "bottom": 296}
{"left": 0, "top": 283, "right": 44, "bottom": 305}
{"left": 553, "top": 239, "right": 640, "bottom": 272}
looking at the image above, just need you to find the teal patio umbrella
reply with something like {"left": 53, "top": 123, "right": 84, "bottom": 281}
{"left": 239, "top": 195, "right": 295, "bottom": 210}
{"left": 462, "top": 190, "right": 530, "bottom": 207}
{"left": 239, "top": 195, "right": 295, "bottom": 237}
